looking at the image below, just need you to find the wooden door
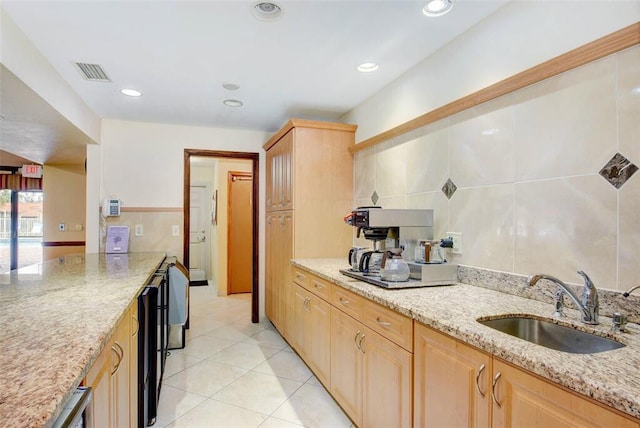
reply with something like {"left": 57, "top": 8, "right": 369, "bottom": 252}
{"left": 227, "top": 172, "right": 253, "bottom": 294}
{"left": 330, "top": 307, "right": 363, "bottom": 426}
{"left": 492, "top": 359, "right": 639, "bottom": 428}
{"left": 414, "top": 323, "right": 491, "bottom": 428}
{"left": 362, "top": 327, "right": 413, "bottom": 428}
{"left": 265, "top": 214, "right": 278, "bottom": 324}
{"left": 291, "top": 284, "right": 309, "bottom": 355}
{"left": 113, "top": 314, "right": 130, "bottom": 428}
{"left": 308, "top": 294, "right": 331, "bottom": 386}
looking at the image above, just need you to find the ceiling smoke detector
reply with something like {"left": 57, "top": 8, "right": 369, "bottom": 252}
{"left": 423, "top": 0, "right": 454, "bottom": 17}
{"left": 251, "top": 1, "right": 283, "bottom": 21}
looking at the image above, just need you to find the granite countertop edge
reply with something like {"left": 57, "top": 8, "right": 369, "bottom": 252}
{"left": 291, "top": 258, "right": 640, "bottom": 420}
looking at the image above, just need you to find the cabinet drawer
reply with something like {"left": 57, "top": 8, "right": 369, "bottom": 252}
{"left": 307, "top": 276, "right": 332, "bottom": 301}
{"left": 331, "top": 286, "right": 363, "bottom": 319}
{"left": 363, "top": 301, "right": 413, "bottom": 352}
{"left": 292, "top": 269, "right": 309, "bottom": 288}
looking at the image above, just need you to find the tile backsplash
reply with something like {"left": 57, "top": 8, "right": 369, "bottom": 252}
{"left": 354, "top": 45, "right": 640, "bottom": 293}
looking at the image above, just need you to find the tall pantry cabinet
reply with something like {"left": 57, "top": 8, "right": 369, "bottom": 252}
{"left": 264, "top": 119, "right": 356, "bottom": 336}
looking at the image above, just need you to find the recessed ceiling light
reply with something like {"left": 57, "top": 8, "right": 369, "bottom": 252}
{"left": 120, "top": 88, "right": 142, "bottom": 97}
{"left": 357, "top": 62, "right": 379, "bottom": 73}
{"left": 251, "top": 1, "right": 283, "bottom": 21}
{"left": 423, "top": 0, "right": 454, "bottom": 17}
{"left": 222, "top": 83, "right": 240, "bottom": 90}
{"left": 223, "top": 99, "right": 243, "bottom": 107}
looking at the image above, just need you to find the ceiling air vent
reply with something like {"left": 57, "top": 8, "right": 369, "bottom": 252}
{"left": 74, "top": 62, "right": 111, "bottom": 82}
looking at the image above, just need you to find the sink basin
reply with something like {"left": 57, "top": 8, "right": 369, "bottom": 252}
{"left": 478, "top": 316, "right": 625, "bottom": 354}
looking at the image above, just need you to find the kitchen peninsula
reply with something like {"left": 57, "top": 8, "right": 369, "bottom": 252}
{"left": 0, "top": 252, "right": 166, "bottom": 427}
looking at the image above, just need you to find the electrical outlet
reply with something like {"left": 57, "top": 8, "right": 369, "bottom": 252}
{"left": 135, "top": 224, "right": 144, "bottom": 237}
{"left": 446, "top": 232, "right": 462, "bottom": 254}
{"left": 172, "top": 225, "right": 180, "bottom": 236}
{"left": 58, "top": 223, "right": 65, "bottom": 232}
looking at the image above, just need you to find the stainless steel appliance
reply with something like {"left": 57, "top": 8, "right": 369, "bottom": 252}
{"left": 52, "top": 387, "right": 92, "bottom": 428}
{"left": 168, "top": 259, "right": 189, "bottom": 349}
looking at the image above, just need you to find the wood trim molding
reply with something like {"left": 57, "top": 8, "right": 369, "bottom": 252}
{"left": 120, "top": 207, "right": 182, "bottom": 212}
{"left": 41, "top": 241, "right": 86, "bottom": 247}
{"left": 350, "top": 22, "right": 640, "bottom": 154}
{"left": 263, "top": 119, "right": 358, "bottom": 151}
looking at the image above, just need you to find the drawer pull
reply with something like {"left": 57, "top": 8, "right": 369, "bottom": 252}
{"left": 491, "top": 372, "right": 502, "bottom": 408}
{"left": 304, "top": 297, "right": 311, "bottom": 312}
{"left": 339, "top": 297, "right": 350, "bottom": 306}
{"left": 296, "top": 273, "right": 304, "bottom": 280}
{"left": 475, "top": 364, "right": 486, "bottom": 398}
{"left": 314, "top": 282, "right": 325, "bottom": 290}
{"left": 375, "top": 317, "right": 391, "bottom": 327}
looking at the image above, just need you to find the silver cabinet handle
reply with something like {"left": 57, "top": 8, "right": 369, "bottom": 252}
{"left": 132, "top": 314, "right": 139, "bottom": 337}
{"left": 475, "top": 364, "right": 486, "bottom": 398}
{"left": 339, "top": 297, "right": 350, "bottom": 306}
{"left": 111, "top": 343, "right": 124, "bottom": 375}
{"left": 354, "top": 331, "right": 361, "bottom": 351}
{"left": 303, "top": 297, "right": 311, "bottom": 312}
{"left": 491, "top": 372, "right": 502, "bottom": 408}
{"left": 314, "top": 282, "right": 325, "bottom": 290}
{"left": 375, "top": 317, "right": 391, "bottom": 327}
{"left": 358, "top": 334, "right": 366, "bottom": 354}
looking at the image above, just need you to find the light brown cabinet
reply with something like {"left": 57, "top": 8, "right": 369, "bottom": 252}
{"left": 415, "top": 323, "right": 640, "bottom": 428}
{"left": 414, "top": 322, "right": 491, "bottom": 428}
{"left": 264, "top": 119, "right": 356, "bottom": 335}
{"left": 330, "top": 290, "right": 413, "bottom": 428}
{"left": 84, "top": 300, "right": 136, "bottom": 428}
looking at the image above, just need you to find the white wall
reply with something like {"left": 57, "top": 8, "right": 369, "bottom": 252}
{"left": 94, "top": 119, "right": 268, "bottom": 317}
{"left": 341, "top": 1, "right": 640, "bottom": 142}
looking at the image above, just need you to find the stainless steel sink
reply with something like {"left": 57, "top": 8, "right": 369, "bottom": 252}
{"left": 478, "top": 316, "right": 625, "bottom": 354}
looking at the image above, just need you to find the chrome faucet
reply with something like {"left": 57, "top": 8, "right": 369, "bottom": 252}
{"left": 528, "top": 270, "right": 599, "bottom": 325}
{"left": 623, "top": 285, "right": 640, "bottom": 298}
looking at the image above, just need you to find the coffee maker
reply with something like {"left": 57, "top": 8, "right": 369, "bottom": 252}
{"left": 347, "top": 207, "right": 434, "bottom": 262}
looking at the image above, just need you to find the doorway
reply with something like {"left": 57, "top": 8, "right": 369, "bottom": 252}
{"left": 189, "top": 184, "right": 211, "bottom": 283}
{"left": 0, "top": 189, "right": 43, "bottom": 273}
{"left": 184, "top": 150, "right": 259, "bottom": 323}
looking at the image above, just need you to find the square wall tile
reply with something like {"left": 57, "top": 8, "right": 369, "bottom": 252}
{"left": 448, "top": 184, "right": 514, "bottom": 272}
{"left": 405, "top": 121, "right": 449, "bottom": 193}
{"left": 617, "top": 45, "right": 640, "bottom": 163}
{"left": 514, "top": 56, "right": 617, "bottom": 181}
{"left": 407, "top": 192, "right": 449, "bottom": 240}
{"left": 354, "top": 147, "right": 376, "bottom": 200}
{"left": 449, "top": 94, "right": 515, "bottom": 187}
{"left": 619, "top": 176, "right": 640, "bottom": 290}
{"left": 514, "top": 176, "right": 617, "bottom": 289}
{"left": 375, "top": 140, "right": 407, "bottom": 197}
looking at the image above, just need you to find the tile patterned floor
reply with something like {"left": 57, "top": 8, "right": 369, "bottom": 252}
{"left": 153, "top": 285, "right": 352, "bottom": 428}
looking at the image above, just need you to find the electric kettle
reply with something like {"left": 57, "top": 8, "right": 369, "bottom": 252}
{"left": 380, "top": 248, "right": 410, "bottom": 282}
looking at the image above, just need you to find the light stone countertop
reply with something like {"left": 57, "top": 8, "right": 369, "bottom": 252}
{"left": 0, "top": 252, "right": 166, "bottom": 428}
{"left": 292, "top": 258, "right": 640, "bottom": 420}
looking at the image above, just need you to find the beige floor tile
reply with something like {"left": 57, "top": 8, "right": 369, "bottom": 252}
{"left": 212, "top": 371, "right": 303, "bottom": 415}
{"left": 164, "top": 398, "right": 267, "bottom": 428}
{"left": 182, "top": 335, "right": 236, "bottom": 359}
{"left": 271, "top": 383, "right": 352, "bottom": 428}
{"left": 208, "top": 342, "right": 280, "bottom": 370}
{"left": 252, "top": 350, "right": 313, "bottom": 383}
{"left": 152, "top": 384, "right": 207, "bottom": 428}
{"left": 258, "top": 417, "right": 304, "bottom": 428}
{"left": 163, "top": 359, "right": 249, "bottom": 397}
{"left": 241, "top": 328, "right": 288, "bottom": 350}
{"left": 163, "top": 348, "right": 204, "bottom": 378}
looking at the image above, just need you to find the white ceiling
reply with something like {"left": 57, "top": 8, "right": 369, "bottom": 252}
{"left": 0, "top": 0, "right": 509, "bottom": 164}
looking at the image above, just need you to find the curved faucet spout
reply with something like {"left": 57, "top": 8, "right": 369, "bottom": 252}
{"left": 623, "top": 285, "right": 640, "bottom": 298}
{"left": 528, "top": 271, "right": 599, "bottom": 325}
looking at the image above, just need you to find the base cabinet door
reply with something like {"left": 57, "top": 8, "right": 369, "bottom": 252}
{"left": 85, "top": 338, "right": 113, "bottom": 427}
{"left": 307, "top": 294, "right": 331, "bottom": 386}
{"left": 414, "top": 323, "right": 491, "bottom": 428}
{"left": 330, "top": 307, "right": 363, "bottom": 426}
{"left": 362, "top": 326, "right": 412, "bottom": 428}
{"left": 492, "top": 359, "right": 639, "bottom": 428}
{"left": 129, "top": 303, "right": 139, "bottom": 428}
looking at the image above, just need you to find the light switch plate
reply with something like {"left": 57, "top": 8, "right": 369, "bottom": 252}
{"left": 446, "top": 232, "right": 462, "bottom": 254}
{"left": 135, "top": 224, "right": 143, "bottom": 237}
{"left": 172, "top": 225, "right": 180, "bottom": 236}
